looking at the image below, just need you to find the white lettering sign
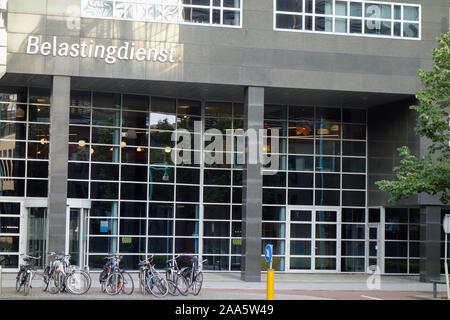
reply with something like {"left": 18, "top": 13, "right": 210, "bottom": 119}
{"left": 26, "top": 36, "right": 176, "bottom": 64}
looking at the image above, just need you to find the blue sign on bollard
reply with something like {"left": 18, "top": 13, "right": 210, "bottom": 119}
{"left": 264, "top": 244, "right": 273, "bottom": 263}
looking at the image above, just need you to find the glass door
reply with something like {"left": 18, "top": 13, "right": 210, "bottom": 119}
{"left": 66, "top": 206, "right": 89, "bottom": 269}
{"left": 287, "top": 207, "right": 340, "bottom": 272}
{"left": 27, "top": 207, "right": 47, "bottom": 269}
{"left": 314, "top": 210, "right": 339, "bottom": 271}
{"left": 368, "top": 224, "right": 381, "bottom": 271}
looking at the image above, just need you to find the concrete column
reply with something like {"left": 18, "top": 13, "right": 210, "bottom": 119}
{"left": 420, "top": 205, "right": 442, "bottom": 282}
{"left": 241, "top": 87, "right": 264, "bottom": 282}
{"left": 47, "top": 76, "right": 71, "bottom": 254}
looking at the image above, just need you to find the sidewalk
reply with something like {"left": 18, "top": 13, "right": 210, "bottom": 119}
{"left": 0, "top": 272, "right": 448, "bottom": 300}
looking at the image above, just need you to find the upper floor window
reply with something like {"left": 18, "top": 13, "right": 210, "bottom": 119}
{"left": 81, "top": 0, "right": 241, "bottom": 27}
{"left": 274, "top": 0, "right": 420, "bottom": 40}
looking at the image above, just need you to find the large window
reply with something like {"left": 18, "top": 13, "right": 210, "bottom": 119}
{"left": 274, "top": 0, "right": 421, "bottom": 39}
{"left": 81, "top": 0, "right": 242, "bottom": 27}
{"left": 69, "top": 91, "right": 243, "bottom": 271}
{"left": 0, "top": 88, "right": 50, "bottom": 198}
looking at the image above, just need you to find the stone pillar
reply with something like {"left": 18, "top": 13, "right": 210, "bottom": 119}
{"left": 241, "top": 87, "right": 264, "bottom": 282}
{"left": 420, "top": 205, "right": 442, "bottom": 282}
{"left": 47, "top": 76, "right": 71, "bottom": 254}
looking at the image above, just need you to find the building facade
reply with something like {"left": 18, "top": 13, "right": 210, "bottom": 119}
{"left": 0, "top": 0, "right": 448, "bottom": 281}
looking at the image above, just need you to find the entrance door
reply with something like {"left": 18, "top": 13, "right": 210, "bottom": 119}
{"left": 65, "top": 205, "right": 89, "bottom": 269}
{"left": 287, "top": 207, "right": 340, "bottom": 272}
{"left": 27, "top": 207, "right": 47, "bottom": 269}
{"left": 368, "top": 224, "right": 381, "bottom": 271}
{"left": 25, "top": 199, "right": 48, "bottom": 269}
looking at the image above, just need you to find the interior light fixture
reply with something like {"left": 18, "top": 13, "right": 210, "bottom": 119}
{"left": 164, "top": 146, "right": 171, "bottom": 153}
{"left": 78, "top": 140, "right": 86, "bottom": 147}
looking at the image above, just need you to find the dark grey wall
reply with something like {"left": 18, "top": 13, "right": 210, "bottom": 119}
{"left": 367, "top": 98, "right": 420, "bottom": 207}
{"left": 4, "top": 0, "right": 449, "bottom": 95}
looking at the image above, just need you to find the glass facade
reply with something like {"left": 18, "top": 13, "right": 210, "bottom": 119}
{"left": 0, "top": 87, "right": 448, "bottom": 274}
{"left": 68, "top": 91, "right": 244, "bottom": 270}
{"left": 0, "top": 88, "right": 50, "bottom": 198}
{"left": 81, "top": 0, "right": 242, "bottom": 27}
{"left": 262, "top": 105, "right": 368, "bottom": 271}
{"left": 274, "top": 0, "right": 421, "bottom": 39}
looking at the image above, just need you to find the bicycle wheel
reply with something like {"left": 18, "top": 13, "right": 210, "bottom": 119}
{"left": 167, "top": 279, "right": 178, "bottom": 296}
{"left": 22, "top": 272, "right": 31, "bottom": 296}
{"left": 176, "top": 274, "right": 189, "bottom": 296}
{"left": 48, "top": 271, "right": 62, "bottom": 294}
{"left": 105, "top": 272, "right": 123, "bottom": 295}
{"left": 80, "top": 270, "right": 92, "bottom": 291}
{"left": 15, "top": 272, "right": 24, "bottom": 292}
{"left": 120, "top": 271, "right": 134, "bottom": 295}
{"left": 147, "top": 274, "right": 168, "bottom": 298}
{"left": 42, "top": 266, "right": 50, "bottom": 292}
{"left": 65, "top": 270, "right": 90, "bottom": 295}
{"left": 193, "top": 271, "right": 203, "bottom": 296}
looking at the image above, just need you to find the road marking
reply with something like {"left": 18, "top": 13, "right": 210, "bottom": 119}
{"left": 361, "top": 295, "right": 384, "bottom": 300}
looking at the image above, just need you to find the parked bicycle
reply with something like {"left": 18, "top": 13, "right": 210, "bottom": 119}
{"left": 138, "top": 255, "right": 169, "bottom": 298}
{"left": 165, "top": 255, "right": 188, "bottom": 296}
{"left": 100, "top": 254, "right": 134, "bottom": 295}
{"left": 179, "top": 256, "right": 207, "bottom": 296}
{"left": 16, "top": 254, "right": 40, "bottom": 296}
{"left": 43, "top": 252, "right": 91, "bottom": 295}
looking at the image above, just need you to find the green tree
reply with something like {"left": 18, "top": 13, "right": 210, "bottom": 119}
{"left": 375, "top": 31, "right": 450, "bottom": 204}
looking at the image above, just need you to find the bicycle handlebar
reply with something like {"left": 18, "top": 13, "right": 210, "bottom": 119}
{"left": 20, "top": 254, "right": 41, "bottom": 260}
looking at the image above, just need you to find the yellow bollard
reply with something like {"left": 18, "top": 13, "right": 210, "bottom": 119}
{"left": 266, "top": 269, "right": 274, "bottom": 300}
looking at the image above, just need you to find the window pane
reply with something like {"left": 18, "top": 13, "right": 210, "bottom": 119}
{"left": 350, "top": 19, "right": 362, "bottom": 33}
{"left": 288, "top": 173, "right": 313, "bottom": 188}
{"left": 149, "top": 203, "right": 173, "bottom": 218}
{"left": 315, "top": 190, "right": 340, "bottom": 206}
{"left": 342, "top": 225, "right": 365, "bottom": 239}
{"left": 91, "top": 201, "right": 118, "bottom": 217}
{"left": 183, "top": 7, "right": 210, "bottom": 23}
{"left": 316, "top": 0, "right": 333, "bottom": 15}
{"left": 223, "top": 10, "right": 240, "bottom": 26}
{"left": 92, "top": 109, "right": 120, "bottom": 126}
{"left": 403, "top": 23, "right": 419, "bottom": 38}
{"left": 335, "top": 1, "right": 347, "bottom": 16}
{"left": 290, "top": 224, "right": 311, "bottom": 238}
{"left": 290, "top": 241, "right": 311, "bottom": 255}
{"left": 93, "top": 92, "right": 120, "bottom": 109}
{"left": 71, "top": 91, "right": 91, "bottom": 107}
{"left": 315, "top": 16, "right": 332, "bottom": 32}
{"left": 121, "top": 183, "right": 147, "bottom": 200}
{"left": 335, "top": 18, "right": 347, "bottom": 33}
{"left": 91, "top": 182, "right": 118, "bottom": 199}
{"left": 288, "top": 189, "right": 313, "bottom": 205}
{"left": 276, "top": 0, "right": 302, "bottom": 12}
{"left": 263, "top": 206, "right": 286, "bottom": 221}
{"left": 403, "top": 6, "right": 419, "bottom": 21}
{"left": 120, "top": 202, "right": 146, "bottom": 218}
{"left": 204, "top": 205, "right": 230, "bottom": 220}
{"left": 121, "top": 165, "right": 148, "bottom": 182}
{"left": 204, "top": 221, "right": 229, "bottom": 237}
{"left": 263, "top": 188, "right": 286, "bottom": 205}
{"left": 276, "top": 14, "right": 302, "bottom": 30}
{"left": 315, "top": 173, "right": 340, "bottom": 189}
{"left": 122, "top": 94, "right": 149, "bottom": 111}
{"left": 342, "top": 191, "right": 365, "bottom": 206}
{"left": 122, "top": 111, "right": 148, "bottom": 129}
{"left": 29, "top": 105, "right": 50, "bottom": 123}
{"left": 175, "top": 220, "right": 199, "bottom": 236}
{"left": 288, "top": 155, "right": 313, "bottom": 171}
